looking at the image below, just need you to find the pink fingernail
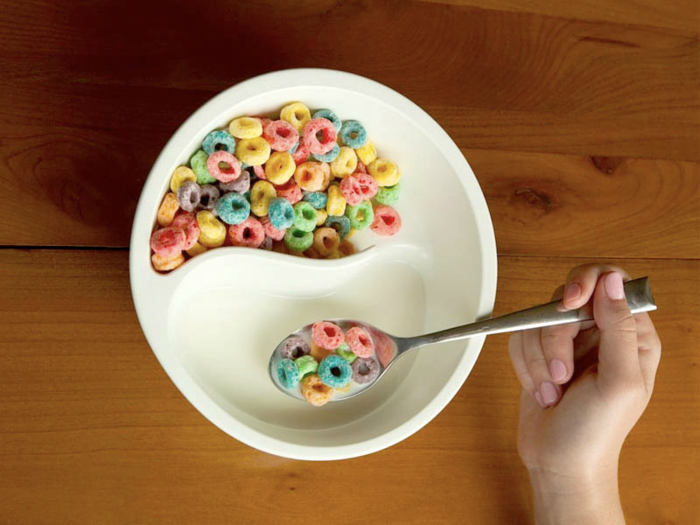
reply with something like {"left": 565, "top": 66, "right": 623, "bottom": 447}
{"left": 564, "top": 282, "right": 581, "bottom": 304}
{"left": 534, "top": 391, "right": 546, "bottom": 408}
{"left": 540, "top": 382, "right": 558, "bottom": 405}
{"left": 604, "top": 272, "right": 625, "bottom": 300}
{"left": 549, "top": 359, "right": 567, "bottom": 382}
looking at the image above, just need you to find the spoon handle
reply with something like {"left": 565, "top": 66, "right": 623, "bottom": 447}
{"left": 400, "top": 277, "right": 656, "bottom": 352}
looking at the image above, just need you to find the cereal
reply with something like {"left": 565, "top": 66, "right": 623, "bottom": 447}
{"left": 326, "top": 184, "right": 347, "bottom": 216}
{"left": 250, "top": 180, "right": 277, "bottom": 217}
{"left": 252, "top": 164, "right": 266, "bottom": 181}
{"left": 267, "top": 198, "right": 295, "bottom": 231}
{"left": 345, "top": 201, "right": 374, "bottom": 230}
{"left": 277, "top": 359, "right": 301, "bottom": 389}
{"left": 368, "top": 158, "right": 400, "bottom": 186}
{"left": 280, "top": 102, "right": 311, "bottom": 132}
{"left": 157, "top": 192, "right": 180, "bottom": 227}
{"left": 275, "top": 179, "right": 303, "bottom": 204}
{"left": 371, "top": 204, "right": 402, "bottom": 236}
{"left": 290, "top": 140, "right": 310, "bottom": 164}
{"left": 302, "top": 118, "right": 338, "bottom": 155}
{"left": 215, "top": 192, "right": 251, "bottom": 225}
{"left": 190, "top": 150, "right": 216, "bottom": 184}
{"left": 351, "top": 358, "right": 380, "bottom": 384}
{"left": 315, "top": 208, "right": 328, "bottom": 226}
{"left": 312, "top": 143, "right": 340, "bottom": 163}
{"left": 172, "top": 213, "right": 200, "bottom": 250}
{"left": 264, "top": 120, "right": 299, "bottom": 152}
{"left": 336, "top": 342, "right": 358, "bottom": 363}
{"left": 284, "top": 226, "right": 314, "bottom": 252}
{"left": 177, "top": 181, "right": 202, "bottom": 212}
{"left": 355, "top": 140, "right": 377, "bottom": 165}
{"left": 198, "top": 184, "right": 220, "bottom": 211}
{"left": 324, "top": 215, "right": 351, "bottom": 240}
{"left": 338, "top": 120, "right": 367, "bottom": 149}
{"left": 312, "top": 109, "right": 342, "bottom": 131}
{"left": 260, "top": 236, "right": 273, "bottom": 250}
{"left": 206, "top": 151, "right": 241, "bottom": 183}
{"left": 300, "top": 374, "right": 334, "bottom": 407}
{"left": 346, "top": 326, "right": 374, "bottom": 358}
{"left": 374, "top": 182, "right": 400, "bottom": 206}
{"left": 318, "top": 162, "right": 332, "bottom": 191}
{"left": 312, "top": 321, "right": 344, "bottom": 350}
{"left": 229, "top": 116, "right": 263, "bottom": 139}
{"left": 293, "top": 201, "right": 318, "bottom": 232}
{"left": 303, "top": 191, "right": 328, "bottom": 210}
{"left": 170, "top": 166, "right": 197, "bottom": 193}
{"left": 262, "top": 217, "right": 286, "bottom": 241}
{"left": 318, "top": 355, "right": 353, "bottom": 388}
{"left": 196, "top": 211, "right": 227, "bottom": 248}
{"left": 186, "top": 242, "right": 207, "bottom": 257}
{"left": 236, "top": 137, "right": 271, "bottom": 166}
{"left": 338, "top": 239, "right": 356, "bottom": 256}
{"left": 309, "top": 342, "right": 333, "bottom": 362}
{"left": 313, "top": 227, "right": 340, "bottom": 257}
{"left": 280, "top": 336, "right": 310, "bottom": 360}
{"left": 218, "top": 170, "right": 250, "bottom": 194}
{"left": 152, "top": 252, "right": 185, "bottom": 272}
{"left": 228, "top": 216, "right": 265, "bottom": 248}
{"left": 330, "top": 147, "right": 357, "bottom": 178}
{"left": 150, "top": 227, "right": 185, "bottom": 257}
{"left": 294, "top": 162, "right": 325, "bottom": 192}
{"left": 339, "top": 175, "right": 364, "bottom": 206}
{"left": 264, "top": 151, "right": 296, "bottom": 185}
{"left": 202, "top": 130, "right": 236, "bottom": 155}
{"left": 354, "top": 173, "right": 379, "bottom": 200}
{"left": 294, "top": 355, "right": 319, "bottom": 377}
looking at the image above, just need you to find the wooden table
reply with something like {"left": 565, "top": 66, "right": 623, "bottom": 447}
{"left": 1, "top": 1, "right": 698, "bottom": 523}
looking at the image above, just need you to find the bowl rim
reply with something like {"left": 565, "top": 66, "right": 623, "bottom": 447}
{"left": 129, "top": 68, "right": 497, "bottom": 460}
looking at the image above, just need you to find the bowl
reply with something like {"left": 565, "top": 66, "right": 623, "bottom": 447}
{"left": 129, "top": 69, "right": 497, "bottom": 460}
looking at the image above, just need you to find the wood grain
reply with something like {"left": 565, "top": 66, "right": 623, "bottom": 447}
{"left": 0, "top": 250, "right": 697, "bottom": 524}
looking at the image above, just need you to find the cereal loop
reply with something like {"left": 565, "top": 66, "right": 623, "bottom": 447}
{"left": 284, "top": 227, "right": 313, "bottom": 252}
{"left": 294, "top": 162, "right": 325, "bottom": 191}
{"left": 312, "top": 321, "right": 344, "bottom": 350}
{"left": 374, "top": 182, "right": 401, "bottom": 206}
{"left": 229, "top": 117, "right": 263, "bottom": 139}
{"left": 354, "top": 173, "right": 379, "bottom": 200}
{"left": 338, "top": 239, "right": 356, "bottom": 256}
{"left": 318, "top": 354, "right": 353, "bottom": 389}
{"left": 355, "top": 140, "right": 377, "bottom": 165}
{"left": 345, "top": 200, "right": 374, "bottom": 230}
{"left": 302, "top": 118, "right": 338, "bottom": 155}
{"left": 315, "top": 208, "right": 328, "bottom": 226}
{"left": 312, "top": 109, "right": 342, "bottom": 131}
{"left": 261, "top": 215, "right": 286, "bottom": 241}
{"left": 236, "top": 137, "right": 271, "bottom": 166}
{"left": 190, "top": 150, "right": 216, "bottom": 184}
{"left": 340, "top": 175, "right": 364, "bottom": 206}
{"left": 368, "top": 158, "right": 401, "bottom": 187}
{"left": 326, "top": 185, "right": 347, "bottom": 216}
{"left": 330, "top": 147, "right": 357, "bottom": 178}
{"left": 267, "top": 197, "right": 295, "bottom": 231}
{"left": 313, "top": 227, "right": 340, "bottom": 257}
{"left": 152, "top": 252, "right": 185, "bottom": 272}
{"left": 170, "top": 166, "right": 197, "bottom": 193}
{"left": 280, "top": 336, "right": 310, "bottom": 360}
{"left": 290, "top": 140, "right": 310, "bottom": 164}
{"left": 150, "top": 227, "right": 185, "bottom": 257}
{"left": 371, "top": 204, "right": 402, "bottom": 236}
{"left": 280, "top": 102, "right": 311, "bottom": 132}
{"left": 157, "top": 192, "right": 180, "bottom": 227}
{"left": 172, "top": 212, "right": 200, "bottom": 250}
{"left": 295, "top": 355, "right": 319, "bottom": 377}
{"left": 277, "top": 359, "right": 301, "bottom": 389}
{"left": 325, "top": 215, "right": 351, "bottom": 240}
{"left": 250, "top": 181, "right": 277, "bottom": 217}
{"left": 203, "top": 130, "right": 236, "bottom": 155}
{"left": 346, "top": 326, "right": 374, "bottom": 358}
{"left": 196, "top": 211, "right": 227, "bottom": 248}
{"left": 206, "top": 151, "right": 241, "bottom": 183}
{"left": 293, "top": 201, "right": 318, "bottom": 232}
{"left": 339, "top": 120, "right": 367, "bottom": 149}
{"left": 186, "top": 242, "right": 207, "bottom": 257}
{"left": 275, "top": 179, "right": 303, "bottom": 205}
{"left": 264, "top": 119, "right": 299, "bottom": 152}
{"left": 177, "top": 181, "right": 202, "bottom": 212}
{"left": 264, "top": 151, "right": 296, "bottom": 185}
{"left": 300, "top": 374, "right": 334, "bottom": 407}
{"left": 228, "top": 216, "right": 265, "bottom": 248}
{"left": 215, "top": 192, "right": 251, "bottom": 225}
{"left": 351, "top": 358, "right": 380, "bottom": 384}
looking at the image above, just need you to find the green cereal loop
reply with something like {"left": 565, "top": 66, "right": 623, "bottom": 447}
{"left": 345, "top": 200, "right": 374, "bottom": 230}
{"left": 190, "top": 150, "right": 216, "bottom": 184}
{"left": 375, "top": 182, "right": 401, "bottom": 206}
{"left": 336, "top": 343, "right": 358, "bottom": 364}
{"left": 295, "top": 355, "right": 319, "bottom": 377}
{"left": 284, "top": 226, "right": 313, "bottom": 251}
{"left": 293, "top": 201, "right": 318, "bottom": 232}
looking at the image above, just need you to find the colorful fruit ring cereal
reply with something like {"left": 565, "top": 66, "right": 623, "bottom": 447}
{"left": 374, "top": 182, "right": 400, "bottom": 206}
{"left": 152, "top": 252, "right": 185, "bottom": 272}
{"left": 315, "top": 208, "right": 328, "bottom": 226}
{"left": 338, "top": 239, "right": 356, "bottom": 257}
{"left": 177, "top": 181, "right": 202, "bottom": 212}
{"left": 277, "top": 358, "right": 301, "bottom": 389}
{"left": 250, "top": 180, "right": 277, "bottom": 217}
{"left": 263, "top": 119, "right": 299, "bottom": 152}
{"left": 263, "top": 151, "right": 295, "bottom": 185}
{"left": 228, "top": 216, "right": 265, "bottom": 248}
{"left": 150, "top": 227, "right": 186, "bottom": 257}
{"left": 215, "top": 192, "right": 251, "bottom": 225}
{"left": 324, "top": 215, "right": 351, "bottom": 240}
{"left": 371, "top": 204, "right": 402, "bottom": 236}
{"left": 302, "top": 118, "right": 338, "bottom": 155}
{"left": 326, "top": 184, "right": 347, "bottom": 216}
{"left": 293, "top": 201, "right": 318, "bottom": 232}
{"left": 355, "top": 140, "right": 377, "bottom": 165}
{"left": 280, "top": 336, "right": 310, "bottom": 360}
{"left": 345, "top": 326, "right": 374, "bottom": 358}
{"left": 345, "top": 201, "right": 374, "bottom": 230}
{"left": 267, "top": 197, "right": 295, "bottom": 231}
{"left": 339, "top": 175, "right": 364, "bottom": 206}
{"left": 206, "top": 151, "right": 241, "bottom": 183}
{"left": 290, "top": 140, "right": 310, "bottom": 164}
{"left": 312, "top": 321, "right": 344, "bottom": 350}
{"left": 300, "top": 374, "right": 334, "bottom": 407}
{"left": 260, "top": 237, "right": 273, "bottom": 250}
{"left": 284, "top": 227, "right": 314, "bottom": 252}
{"left": 319, "top": 162, "right": 332, "bottom": 191}
{"left": 336, "top": 342, "right": 358, "bottom": 364}
{"left": 275, "top": 179, "right": 303, "bottom": 204}
{"left": 339, "top": 120, "right": 367, "bottom": 149}
{"left": 196, "top": 211, "right": 226, "bottom": 248}
{"left": 351, "top": 357, "right": 380, "bottom": 384}
{"left": 354, "top": 173, "right": 379, "bottom": 200}
{"left": 202, "top": 129, "right": 236, "bottom": 155}
{"left": 304, "top": 246, "right": 322, "bottom": 259}
{"left": 229, "top": 116, "right": 263, "bottom": 139}
{"left": 157, "top": 192, "right": 180, "bottom": 227}
{"left": 218, "top": 170, "right": 250, "bottom": 194}
{"left": 355, "top": 161, "right": 368, "bottom": 174}
{"left": 191, "top": 150, "right": 217, "bottom": 184}
{"left": 312, "top": 109, "right": 342, "bottom": 131}
{"left": 170, "top": 166, "right": 197, "bottom": 193}
{"left": 261, "top": 216, "right": 286, "bottom": 241}
{"left": 312, "top": 227, "right": 340, "bottom": 257}
{"left": 312, "top": 143, "right": 340, "bottom": 163}
{"left": 303, "top": 191, "right": 328, "bottom": 209}
{"left": 318, "top": 354, "right": 353, "bottom": 389}
{"left": 236, "top": 137, "right": 271, "bottom": 166}
{"left": 280, "top": 102, "right": 311, "bottom": 132}
{"left": 171, "top": 213, "right": 200, "bottom": 250}
{"left": 368, "top": 158, "right": 401, "bottom": 186}
{"left": 198, "top": 184, "right": 220, "bottom": 210}
{"left": 186, "top": 242, "right": 207, "bottom": 257}
{"left": 330, "top": 147, "right": 357, "bottom": 178}
{"left": 294, "top": 162, "right": 325, "bottom": 192}
{"left": 294, "top": 355, "right": 319, "bottom": 377}
{"left": 252, "top": 164, "right": 266, "bottom": 181}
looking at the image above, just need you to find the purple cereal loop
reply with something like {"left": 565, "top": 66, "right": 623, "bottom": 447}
{"left": 280, "top": 336, "right": 310, "bottom": 360}
{"left": 218, "top": 170, "right": 250, "bottom": 194}
{"left": 259, "top": 236, "right": 273, "bottom": 250}
{"left": 177, "top": 180, "right": 202, "bottom": 212}
{"left": 198, "top": 184, "right": 220, "bottom": 210}
{"left": 351, "top": 357, "right": 379, "bottom": 384}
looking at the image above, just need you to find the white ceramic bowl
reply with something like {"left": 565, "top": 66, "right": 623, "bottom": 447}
{"left": 130, "top": 69, "right": 497, "bottom": 460}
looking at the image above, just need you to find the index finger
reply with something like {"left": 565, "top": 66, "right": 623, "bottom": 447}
{"left": 562, "top": 263, "right": 631, "bottom": 310}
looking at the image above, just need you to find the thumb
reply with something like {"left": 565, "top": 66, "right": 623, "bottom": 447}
{"left": 593, "top": 272, "right": 642, "bottom": 389}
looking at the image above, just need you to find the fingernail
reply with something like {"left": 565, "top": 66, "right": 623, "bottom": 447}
{"left": 549, "top": 359, "right": 567, "bottom": 382}
{"left": 540, "top": 382, "right": 558, "bottom": 405}
{"left": 604, "top": 272, "right": 625, "bottom": 300}
{"left": 564, "top": 282, "right": 581, "bottom": 304}
{"left": 534, "top": 391, "right": 546, "bottom": 408}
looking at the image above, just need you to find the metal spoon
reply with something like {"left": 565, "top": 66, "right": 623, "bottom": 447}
{"left": 269, "top": 277, "right": 657, "bottom": 402}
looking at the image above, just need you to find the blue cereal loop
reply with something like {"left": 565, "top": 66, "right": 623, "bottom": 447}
{"left": 268, "top": 197, "right": 295, "bottom": 230}
{"left": 339, "top": 120, "right": 367, "bottom": 149}
{"left": 312, "top": 109, "right": 342, "bottom": 131}
{"left": 318, "top": 354, "right": 352, "bottom": 388}
{"left": 215, "top": 192, "right": 250, "bottom": 225}
{"left": 303, "top": 191, "right": 328, "bottom": 209}
{"left": 277, "top": 359, "right": 301, "bottom": 388}
{"left": 325, "top": 215, "right": 351, "bottom": 240}
{"left": 202, "top": 130, "right": 236, "bottom": 155}
{"left": 312, "top": 143, "right": 340, "bottom": 162}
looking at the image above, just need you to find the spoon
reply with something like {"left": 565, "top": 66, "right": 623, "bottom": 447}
{"left": 269, "top": 276, "right": 657, "bottom": 402}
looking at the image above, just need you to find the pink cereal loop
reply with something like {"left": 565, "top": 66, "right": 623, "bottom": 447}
{"left": 302, "top": 118, "right": 338, "bottom": 155}
{"left": 291, "top": 140, "right": 310, "bottom": 164}
{"left": 276, "top": 180, "right": 303, "bottom": 204}
{"left": 370, "top": 205, "right": 402, "bottom": 236}
{"left": 312, "top": 321, "right": 345, "bottom": 350}
{"left": 253, "top": 164, "right": 266, "bottom": 180}
{"left": 207, "top": 151, "right": 241, "bottom": 183}
{"left": 227, "top": 216, "right": 265, "bottom": 248}
{"left": 346, "top": 326, "right": 374, "bottom": 358}
{"left": 260, "top": 216, "right": 286, "bottom": 241}
{"left": 150, "top": 227, "right": 186, "bottom": 257}
{"left": 264, "top": 120, "right": 299, "bottom": 152}
{"left": 171, "top": 213, "right": 200, "bottom": 250}
{"left": 340, "top": 175, "right": 363, "bottom": 206}
{"left": 354, "top": 173, "right": 379, "bottom": 199}
{"left": 356, "top": 162, "right": 368, "bottom": 174}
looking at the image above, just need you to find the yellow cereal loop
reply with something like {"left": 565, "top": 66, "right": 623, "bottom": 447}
{"left": 186, "top": 242, "right": 207, "bottom": 257}
{"left": 316, "top": 208, "right": 328, "bottom": 226}
{"left": 355, "top": 141, "right": 377, "bottom": 165}
{"left": 152, "top": 252, "right": 185, "bottom": 272}
{"left": 280, "top": 102, "right": 311, "bottom": 132}
{"left": 368, "top": 158, "right": 401, "bottom": 186}
{"left": 264, "top": 151, "right": 296, "bottom": 185}
{"left": 330, "top": 147, "right": 357, "bottom": 178}
{"left": 236, "top": 137, "right": 271, "bottom": 166}
{"left": 196, "top": 211, "right": 226, "bottom": 248}
{"left": 170, "top": 166, "right": 197, "bottom": 193}
{"left": 250, "top": 180, "right": 277, "bottom": 217}
{"left": 228, "top": 117, "right": 263, "bottom": 139}
{"left": 157, "top": 192, "right": 180, "bottom": 227}
{"left": 327, "top": 184, "right": 346, "bottom": 216}
{"left": 318, "top": 162, "right": 331, "bottom": 191}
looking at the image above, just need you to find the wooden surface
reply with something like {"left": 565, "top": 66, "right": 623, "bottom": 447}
{"left": 0, "top": 1, "right": 698, "bottom": 523}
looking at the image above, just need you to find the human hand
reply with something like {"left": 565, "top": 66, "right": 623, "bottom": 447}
{"left": 508, "top": 265, "right": 661, "bottom": 524}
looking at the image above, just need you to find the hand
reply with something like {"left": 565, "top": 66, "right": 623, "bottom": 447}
{"left": 508, "top": 264, "right": 661, "bottom": 524}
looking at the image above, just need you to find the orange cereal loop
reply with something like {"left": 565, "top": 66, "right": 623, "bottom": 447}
{"left": 293, "top": 162, "right": 325, "bottom": 191}
{"left": 300, "top": 374, "right": 334, "bottom": 407}
{"left": 313, "top": 227, "right": 340, "bottom": 257}
{"left": 338, "top": 240, "right": 356, "bottom": 257}
{"left": 304, "top": 246, "right": 322, "bottom": 259}
{"left": 151, "top": 252, "right": 184, "bottom": 272}
{"left": 309, "top": 342, "right": 333, "bottom": 362}
{"left": 157, "top": 192, "right": 180, "bottom": 227}
{"left": 318, "top": 162, "right": 331, "bottom": 191}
